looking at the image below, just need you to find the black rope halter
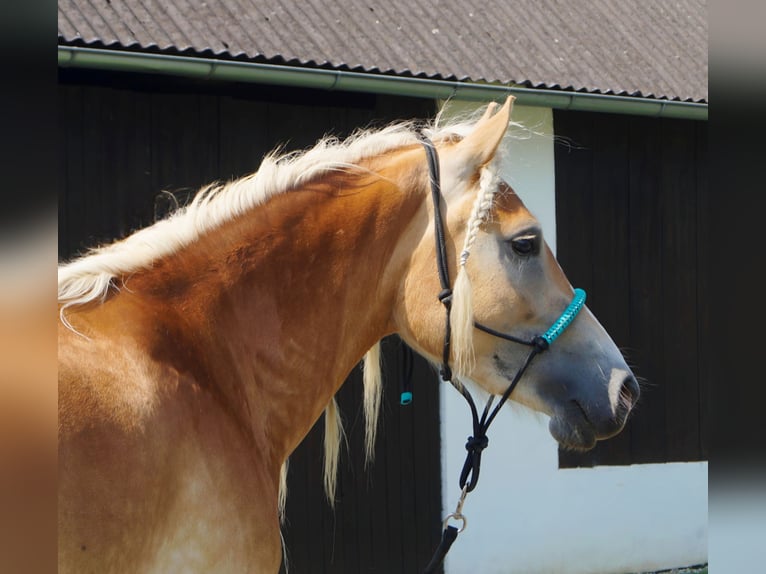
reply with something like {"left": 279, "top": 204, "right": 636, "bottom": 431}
{"left": 418, "top": 136, "right": 586, "bottom": 573}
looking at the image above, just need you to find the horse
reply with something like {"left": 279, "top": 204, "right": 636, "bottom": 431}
{"left": 58, "top": 96, "right": 639, "bottom": 573}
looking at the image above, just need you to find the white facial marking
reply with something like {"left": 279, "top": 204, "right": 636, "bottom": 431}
{"left": 608, "top": 368, "right": 631, "bottom": 415}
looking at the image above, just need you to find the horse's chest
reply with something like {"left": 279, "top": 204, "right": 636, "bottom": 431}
{"left": 59, "top": 401, "right": 280, "bottom": 573}
{"left": 147, "top": 470, "right": 268, "bottom": 573}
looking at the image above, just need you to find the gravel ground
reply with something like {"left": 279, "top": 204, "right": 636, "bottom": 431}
{"left": 634, "top": 566, "right": 707, "bottom": 574}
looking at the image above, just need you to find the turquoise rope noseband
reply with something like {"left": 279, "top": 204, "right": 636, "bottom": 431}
{"left": 472, "top": 287, "right": 587, "bottom": 351}
{"left": 541, "top": 288, "right": 587, "bottom": 345}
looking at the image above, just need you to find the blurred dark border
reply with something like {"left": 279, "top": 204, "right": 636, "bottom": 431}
{"left": 709, "top": 0, "right": 766, "bottom": 570}
{"left": 0, "top": 1, "right": 57, "bottom": 572}
{"left": 0, "top": 0, "right": 57, "bottom": 231}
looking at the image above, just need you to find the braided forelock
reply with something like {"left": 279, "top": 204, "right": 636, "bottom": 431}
{"left": 461, "top": 166, "right": 501, "bottom": 260}
{"left": 450, "top": 164, "right": 502, "bottom": 378}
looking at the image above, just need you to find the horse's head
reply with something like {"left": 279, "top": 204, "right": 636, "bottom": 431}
{"left": 395, "top": 97, "right": 638, "bottom": 451}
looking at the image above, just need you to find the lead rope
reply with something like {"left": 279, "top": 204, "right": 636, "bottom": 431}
{"left": 418, "top": 137, "right": 586, "bottom": 573}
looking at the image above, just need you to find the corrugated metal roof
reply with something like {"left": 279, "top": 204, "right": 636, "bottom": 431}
{"left": 58, "top": 0, "right": 707, "bottom": 103}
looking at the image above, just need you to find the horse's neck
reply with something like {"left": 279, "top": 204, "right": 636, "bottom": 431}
{"left": 126, "top": 157, "right": 427, "bottom": 461}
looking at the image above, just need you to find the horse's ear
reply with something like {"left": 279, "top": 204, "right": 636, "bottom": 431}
{"left": 478, "top": 101, "right": 499, "bottom": 123}
{"left": 454, "top": 96, "right": 514, "bottom": 169}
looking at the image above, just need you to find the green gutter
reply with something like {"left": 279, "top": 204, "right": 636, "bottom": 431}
{"left": 58, "top": 46, "right": 707, "bottom": 121}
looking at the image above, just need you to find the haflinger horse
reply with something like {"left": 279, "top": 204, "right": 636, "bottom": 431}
{"left": 58, "top": 96, "right": 639, "bottom": 573}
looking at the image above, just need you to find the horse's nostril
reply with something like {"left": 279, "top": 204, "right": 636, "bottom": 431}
{"left": 618, "top": 375, "right": 640, "bottom": 414}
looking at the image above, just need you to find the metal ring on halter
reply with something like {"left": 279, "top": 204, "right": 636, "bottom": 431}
{"left": 443, "top": 485, "right": 469, "bottom": 533}
{"left": 442, "top": 512, "right": 467, "bottom": 534}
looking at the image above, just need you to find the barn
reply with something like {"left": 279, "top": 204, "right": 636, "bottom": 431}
{"left": 58, "top": 1, "right": 708, "bottom": 572}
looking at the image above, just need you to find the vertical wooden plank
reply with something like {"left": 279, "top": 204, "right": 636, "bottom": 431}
{"left": 150, "top": 91, "right": 220, "bottom": 218}
{"left": 584, "top": 113, "right": 633, "bottom": 466}
{"left": 411, "top": 348, "right": 442, "bottom": 572}
{"left": 553, "top": 110, "right": 595, "bottom": 293}
{"left": 321, "top": 449, "right": 342, "bottom": 572}
{"left": 59, "top": 83, "right": 86, "bottom": 260}
{"left": 383, "top": 338, "right": 407, "bottom": 574}
{"left": 78, "top": 85, "right": 108, "bottom": 250}
{"left": 108, "top": 87, "right": 153, "bottom": 241}
{"left": 410, "top": 351, "right": 432, "bottom": 571}
{"left": 356, "top": 364, "right": 380, "bottom": 573}
{"left": 305, "top": 416, "right": 327, "bottom": 571}
{"left": 58, "top": 84, "right": 70, "bottom": 260}
{"left": 627, "top": 115, "right": 668, "bottom": 464}
{"left": 397, "top": 352, "right": 419, "bottom": 573}
{"left": 219, "top": 95, "right": 272, "bottom": 181}
{"left": 694, "top": 121, "right": 710, "bottom": 460}
{"left": 419, "top": 343, "right": 442, "bottom": 569}
{"left": 366, "top": 337, "right": 394, "bottom": 573}
{"left": 337, "top": 367, "right": 362, "bottom": 574}
{"left": 660, "top": 119, "right": 701, "bottom": 462}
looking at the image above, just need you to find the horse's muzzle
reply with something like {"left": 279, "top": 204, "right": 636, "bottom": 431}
{"left": 548, "top": 371, "right": 640, "bottom": 451}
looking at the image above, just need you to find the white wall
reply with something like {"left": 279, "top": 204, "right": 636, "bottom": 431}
{"left": 437, "top": 100, "right": 708, "bottom": 573}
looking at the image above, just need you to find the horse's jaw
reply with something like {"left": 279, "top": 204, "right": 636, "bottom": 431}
{"left": 547, "top": 406, "right": 599, "bottom": 451}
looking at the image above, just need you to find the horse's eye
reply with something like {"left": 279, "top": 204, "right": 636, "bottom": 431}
{"left": 510, "top": 235, "right": 538, "bottom": 256}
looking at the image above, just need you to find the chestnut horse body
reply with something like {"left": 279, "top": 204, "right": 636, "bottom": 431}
{"left": 58, "top": 98, "right": 638, "bottom": 573}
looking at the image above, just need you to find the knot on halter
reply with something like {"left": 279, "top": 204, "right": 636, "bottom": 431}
{"left": 438, "top": 288, "right": 453, "bottom": 309}
{"left": 533, "top": 335, "right": 550, "bottom": 352}
{"left": 464, "top": 434, "right": 489, "bottom": 453}
{"left": 460, "top": 433, "right": 489, "bottom": 492}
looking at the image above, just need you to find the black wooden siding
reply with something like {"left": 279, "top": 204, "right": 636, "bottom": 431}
{"left": 553, "top": 110, "right": 709, "bottom": 468}
{"left": 58, "top": 71, "right": 443, "bottom": 573}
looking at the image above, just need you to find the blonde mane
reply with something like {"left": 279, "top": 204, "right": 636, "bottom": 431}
{"left": 59, "top": 122, "right": 422, "bottom": 316}
{"left": 58, "top": 105, "right": 509, "bottom": 514}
